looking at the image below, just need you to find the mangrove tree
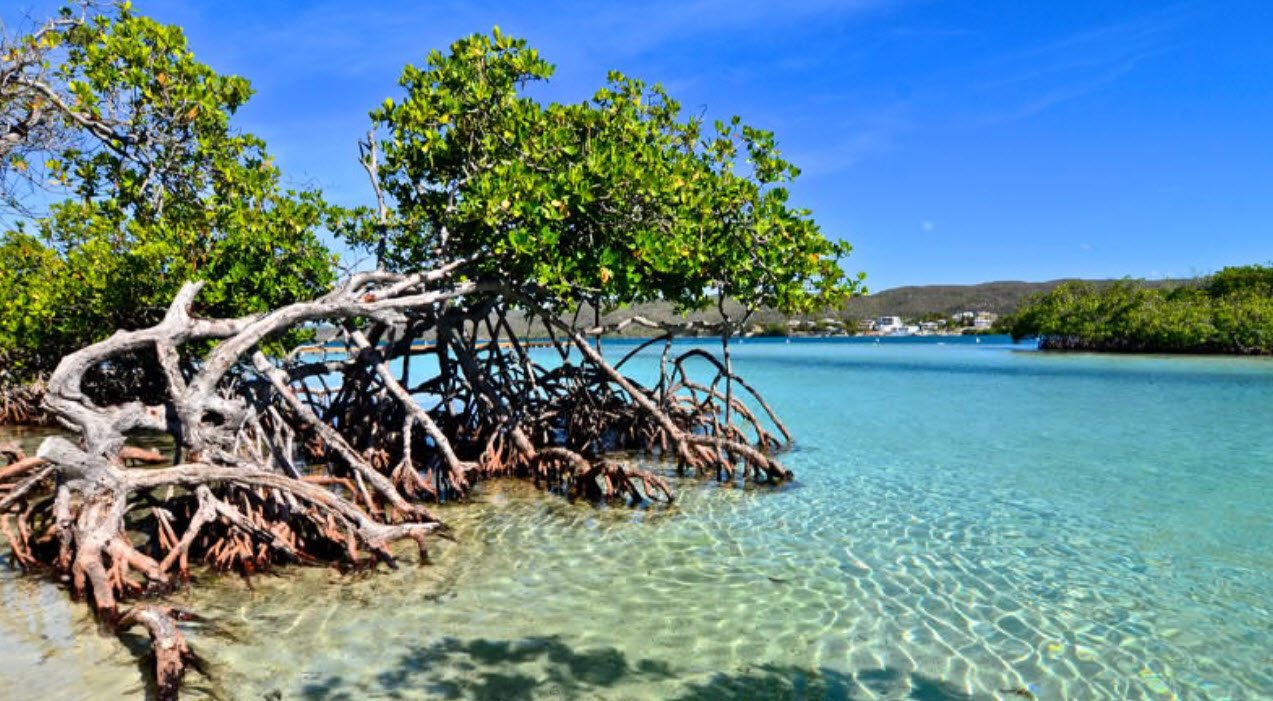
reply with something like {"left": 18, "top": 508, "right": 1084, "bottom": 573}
{"left": 0, "top": 19, "right": 860, "bottom": 700}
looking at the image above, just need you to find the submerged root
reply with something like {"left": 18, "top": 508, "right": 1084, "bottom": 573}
{"left": 527, "top": 445, "right": 674, "bottom": 504}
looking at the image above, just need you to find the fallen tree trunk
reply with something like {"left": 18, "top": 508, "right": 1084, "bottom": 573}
{"left": 1, "top": 265, "right": 795, "bottom": 697}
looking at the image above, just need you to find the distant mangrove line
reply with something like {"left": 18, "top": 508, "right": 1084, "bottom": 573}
{"left": 1003, "top": 265, "right": 1273, "bottom": 354}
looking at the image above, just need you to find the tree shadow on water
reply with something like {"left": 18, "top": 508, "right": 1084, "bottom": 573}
{"left": 295, "top": 636, "right": 980, "bottom": 701}
{"left": 296, "top": 635, "right": 673, "bottom": 701}
{"left": 669, "top": 664, "right": 981, "bottom": 701}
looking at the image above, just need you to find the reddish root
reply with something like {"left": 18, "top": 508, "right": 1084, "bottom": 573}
{"left": 119, "top": 604, "right": 199, "bottom": 701}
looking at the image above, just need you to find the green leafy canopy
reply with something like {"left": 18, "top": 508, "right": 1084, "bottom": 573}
{"left": 344, "top": 28, "right": 863, "bottom": 317}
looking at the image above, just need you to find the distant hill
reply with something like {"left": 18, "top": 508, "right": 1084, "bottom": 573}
{"left": 845, "top": 279, "right": 1130, "bottom": 320}
{"left": 839, "top": 277, "right": 1187, "bottom": 321}
{"left": 488, "top": 278, "right": 1192, "bottom": 338}
{"left": 841, "top": 280, "right": 1054, "bottom": 320}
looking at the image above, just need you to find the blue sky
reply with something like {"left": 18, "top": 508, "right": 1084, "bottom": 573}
{"left": 6, "top": 0, "right": 1272, "bottom": 290}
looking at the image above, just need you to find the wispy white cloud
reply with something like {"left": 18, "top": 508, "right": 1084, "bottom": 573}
{"left": 169, "top": 0, "right": 899, "bottom": 81}
{"left": 784, "top": 103, "right": 911, "bottom": 177}
{"left": 539, "top": 0, "right": 895, "bottom": 57}
{"left": 887, "top": 25, "right": 975, "bottom": 40}
{"left": 974, "top": 47, "right": 1170, "bottom": 125}
{"left": 124, "top": 0, "right": 916, "bottom": 204}
{"left": 955, "top": 5, "right": 1192, "bottom": 125}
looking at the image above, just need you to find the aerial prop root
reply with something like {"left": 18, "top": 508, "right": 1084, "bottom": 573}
{"left": 667, "top": 347, "right": 792, "bottom": 447}
{"left": 501, "top": 295, "right": 794, "bottom": 486}
{"left": 0, "top": 444, "right": 53, "bottom": 568}
{"left": 551, "top": 321, "right": 793, "bottom": 484}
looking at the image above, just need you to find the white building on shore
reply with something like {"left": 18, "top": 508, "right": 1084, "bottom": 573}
{"left": 875, "top": 316, "right": 906, "bottom": 334}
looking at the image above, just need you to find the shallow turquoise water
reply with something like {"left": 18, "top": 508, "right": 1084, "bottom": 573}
{"left": 2, "top": 338, "right": 1271, "bottom": 699}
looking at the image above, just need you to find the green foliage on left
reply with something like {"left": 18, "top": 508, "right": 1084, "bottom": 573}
{"left": 0, "top": 3, "right": 338, "bottom": 385}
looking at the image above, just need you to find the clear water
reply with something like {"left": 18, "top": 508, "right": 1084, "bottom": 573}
{"left": 2, "top": 337, "right": 1272, "bottom": 700}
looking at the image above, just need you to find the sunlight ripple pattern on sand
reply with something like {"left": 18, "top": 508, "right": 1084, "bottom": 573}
{"left": 1, "top": 337, "right": 1270, "bottom": 700}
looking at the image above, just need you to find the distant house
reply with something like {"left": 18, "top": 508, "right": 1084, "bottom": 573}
{"left": 875, "top": 316, "right": 906, "bottom": 334}
{"left": 919, "top": 321, "right": 941, "bottom": 334}
{"left": 951, "top": 311, "right": 996, "bottom": 329}
{"left": 973, "top": 312, "right": 998, "bottom": 330}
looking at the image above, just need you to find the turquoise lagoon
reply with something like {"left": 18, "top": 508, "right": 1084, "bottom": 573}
{"left": 1, "top": 337, "right": 1271, "bottom": 699}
